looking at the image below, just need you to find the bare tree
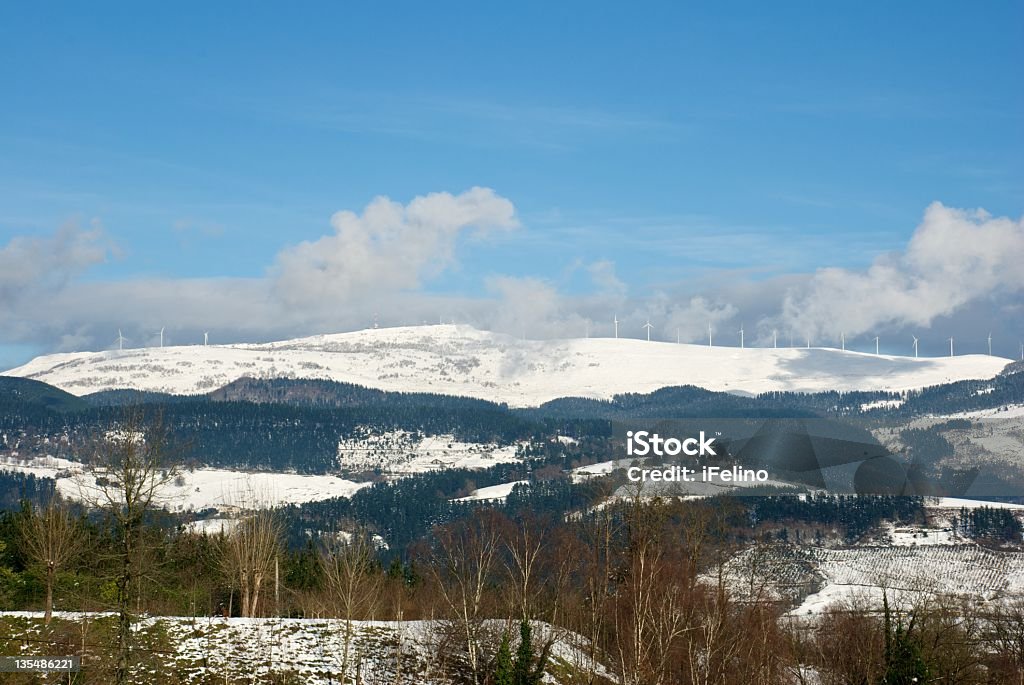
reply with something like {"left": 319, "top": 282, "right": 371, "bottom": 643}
{"left": 988, "top": 597, "right": 1024, "bottom": 680}
{"left": 503, "top": 514, "right": 545, "bottom": 621}
{"left": 220, "top": 509, "right": 282, "bottom": 618}
{"left": 321, "top": 529, "right": 383, "bottom": 677}
{"left": 614, "top": 498, "right": 696, "bottom": 685}
{"left": 429, "top": 509, "right": 503, "bottom": 684}
{"left": 83, "top": 408, "right": 179, "bottom": 685}
{"left": 575, "top": 498, "right": 621, "bottom": 681}
{"left": 19, "top": 498, "right": 82, "bottom": 624}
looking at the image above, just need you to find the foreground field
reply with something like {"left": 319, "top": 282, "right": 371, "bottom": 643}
{"left": 0, "top": 613, "right": 613, "bottom": 685}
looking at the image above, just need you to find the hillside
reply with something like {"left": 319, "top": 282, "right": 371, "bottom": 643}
{"left": 0, "top": 376, "right": 87, "bottom": 412}
{"left": 1, "top": 614, "right": 613, "bottom": 685}
{"left": 3, "top": 324, "right": 1011, "bottom": 407}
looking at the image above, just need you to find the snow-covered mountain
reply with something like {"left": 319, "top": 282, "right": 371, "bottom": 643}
{"left": 2, "top": 324, "right": 1011, "bottom": 407}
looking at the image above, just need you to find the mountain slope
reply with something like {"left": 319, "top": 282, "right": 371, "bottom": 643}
{"left": 3, "top": 325, "right": 1011, "bottom": 407}
{"left": 0, "top": 376, "right": 87, "bottom": 412}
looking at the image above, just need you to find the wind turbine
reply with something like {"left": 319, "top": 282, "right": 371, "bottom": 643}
{"left": 676, "top": 327, "right": 680, "bottom": 344}
{"left": 874, "top": 336, "right": 880, "bottom": 355}
{"left": 1020, "top": 342, "right": 1023, "bottom": 361}
{"left": 159, "top": 327, "right": 165, "bottom": 348}
{"left": 204, "top": 331, "right": 209, "bottom": 347}
{"left": 643, "top": 320, "right": 653, "bottom": 342}
{"left": 708, "top": 322, "right": 713, "bottom": 347}
{"left": 116, "top": 329, "right": 125, "bottom": 351}
{"left": 988, "top": 332, "right": 992, "bottom": 356}
{"left": 614, "top": 315, "right": 619, "bottom": 339}
{"left": 949, "top": 337, "right": 954, "bottom": 357}
{"left": 912, "top": 335, "right": 918, "bottom": 358}
{"left": 773, "top": 330, "right": 778, "bottom": 349}
{"left": 840, "top": 332, "right": 845, "bottom": 352}
{"left": 739, "top": 324, "right": 745, "bottom": 350}
{"left": 806, "top": 335, "right": 810, "bottom": 349}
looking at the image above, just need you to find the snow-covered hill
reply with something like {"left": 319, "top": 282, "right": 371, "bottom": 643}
{"left": 719, "top": 537, "right": 1024, "bottom": 617}
{"left": 3, "top": 325, "right": 1011, "bottom": 407}
{"left": 0, "top": 454, "right": 370, "bottom": 511}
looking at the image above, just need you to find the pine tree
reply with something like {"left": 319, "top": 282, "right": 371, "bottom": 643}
{"left": 513, "top": 620, "right": 535, "bottom": 685}
{"left": 494, "top": 631, "right": 513, "bottom": 685}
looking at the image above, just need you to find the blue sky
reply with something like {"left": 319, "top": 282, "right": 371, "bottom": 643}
{"left": 1, "top": 2, "right": 1022, "bottom": 367}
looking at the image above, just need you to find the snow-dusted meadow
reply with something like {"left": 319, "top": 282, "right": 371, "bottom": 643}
{"left": 0, "top": 454, "right": 370, "bottom": 511}
{"left": 715, "top": 509, "right": 1024, "bottom": 618}
{"left": 0, "top": 613, "right": 613, "bottom": 685}
{"left": 454, "top": 480, "right": 529, "bottom": 502}
{"left": 337, "top": 429, "right": 523, "bottom": 474}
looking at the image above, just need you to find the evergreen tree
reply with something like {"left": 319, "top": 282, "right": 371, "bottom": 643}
{"left": 513, "top": 620, "right": 538, "bottom": 685}
{"left": 494, "top": 631, "right": 513, "bottom": 685}
{"left": 881, "top": 593, "right": 931, "bottom": 684}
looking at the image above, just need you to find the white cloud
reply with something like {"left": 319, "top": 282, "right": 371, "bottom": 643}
{"left": 779, "top": 202, "right": 1024, "bottom": 342}
{"left": 664, "top": 296, "right": 738, "bottom": 343}
{"left": 587, "top": 259, "right": 628, "bottom": 300}
{"left": 484, "top": 275, "right": 567, "bottom": 338}
{"left": 0, "top": 219, "right": 109, "bottom": 301}
{"left": 272, "top": 187, "right": 517, "bottom": 305}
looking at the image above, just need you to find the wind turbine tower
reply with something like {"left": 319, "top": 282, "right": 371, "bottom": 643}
{"left": 912, "top": 336, "right": 918, "bottom": 358}
{"left": 160, "top": 327, "right": 165, "bottom": 348}
{"left": 117, "top": 329, "right": 125, "bottom": 351}
{"left": 949, "top": 337, "right": 954, "bottom": 357}
{"left": 614, "top": 315, "right": 619, "bottom": 339}
{"left": 874, "top": 336, "right": 880, "bottom": 355}
{"left": 708, "top": 322, "right": 713, "bottom": 347}
{"left": 204, "top": 332, "right": 209, "bottom": 346}
{"left": 773, "top": 330, "right": 777, "bottom": 349}
{"left": 840, "top": 332, "right": 845, "bottom": 352}
{"left": 739, "top": 324, "right": 745, "bottom": 350}
{"left": 676, "top": 327, "right": 680, "bottom": 344}
{"left": 988, "top": 332, "right": 992, "bottom": 356}
{"left": 643, "top": 320, "right": 653, "bottom": 342}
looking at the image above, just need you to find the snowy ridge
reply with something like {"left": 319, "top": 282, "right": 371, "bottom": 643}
{"left": 3, "top": 325, "right": 1011, "bottom": 407}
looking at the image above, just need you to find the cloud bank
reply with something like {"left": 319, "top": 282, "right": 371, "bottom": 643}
{"left": 1, "top": 193, "right": 1021, "bottom": 363}
{"left": 779, "top": 202, "right": 1024, "bottom": 343}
